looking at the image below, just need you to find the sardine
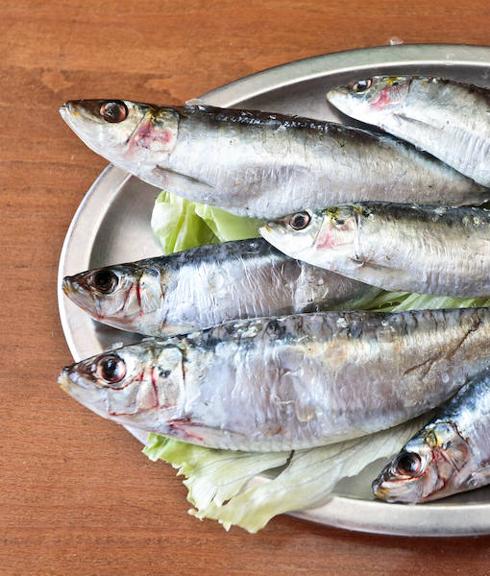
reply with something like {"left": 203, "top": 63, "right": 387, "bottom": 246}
{"left": 327, "top": 76, "right": 490, "bottom": 187}
{"left": 59, "top": 100, "right": 488, "bottom": 218}
{"left": 59, "top": 308, "right": 490, "bottom": 452}
{"left": 373, "top": 367, "right": 490, "bottom": 503}
{"left": 62, "top": 238, "right": 378, "bottom": 336}
{"left": 260, "top": 203, "right": 490, "bottom": 297}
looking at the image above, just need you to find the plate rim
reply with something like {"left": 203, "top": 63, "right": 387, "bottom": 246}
{"left": 58, "top": 44, "right": 490, "bottom": 537}
{"left": 199, "top": 43, "right": 490, "bottom": 106}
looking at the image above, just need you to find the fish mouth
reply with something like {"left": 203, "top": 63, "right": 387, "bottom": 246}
{"left": 372, "top": 473, "right": 423, "bottom": 503}
{"left": 59, "top": 101, "right": 83, "bottom": 136}
{"left": 59, "top": 101, "right": 79, "bottom": 123}
{"left": 59, "top": 100, "right": 105, "bottom": 131}
{"left": 58, "top": 368, "right": 110, "bottom": 421}
{"left": 259, "top": 222, "right": 283, "bottom": 244}
{"left": 326, "top": 87, "right": 345, "bottom": 103}
{"left": 58, "top": 368, "right": 73, "bottom": 393}
{"left": 62, "top": 276, "right": 75, "bottom": 296}
{"left": 58, "top": 363, "right": 93, "bottom": 391}
{"left": 61, "top": 276, "right": 90, "bottom": 311}
{"left": 62, "top": 275, "right": 96, "bottom": 313}
{"left": 59, "top": 102, "right": 68, "bottom": 119}
{"left": 372, "top": 477, "right": 390, "bottom": 501}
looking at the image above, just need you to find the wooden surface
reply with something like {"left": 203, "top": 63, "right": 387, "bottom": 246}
{"left": 2, "top": 1, "right": 490, "bottom": 574}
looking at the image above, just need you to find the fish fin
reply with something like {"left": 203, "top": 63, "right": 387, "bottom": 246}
{"left": 185, "top": 97, "right": 205, "bottom": 106}
{"left": 165, "top": 418, "right": 249, "bottom": 450}
{"left": 153, "top": 165, "right": 210, "bottom": 186}
{"left": 392, "top": 112, "right": 430, "bottom": 128}
{"left": 350, "top": 256, "right": 368, "bottom": 268}
{"left": 153, "top": 166, "right": 217, "bottom": 204}
{"left": 109, "top": 341, "right": 125, "bottom": 350}
{"left": 347, "top": 258, "right": 418, "bottom": 290}
{"left": 467, "top": 465, "right": 490, "bottom": 489}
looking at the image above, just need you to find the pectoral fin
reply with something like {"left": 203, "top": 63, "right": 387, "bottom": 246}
{"left": 467, "top": 465, "right": 490, "bottom": 489}
{"left": 153, "top": 166, "right": 217, "bottom": 204}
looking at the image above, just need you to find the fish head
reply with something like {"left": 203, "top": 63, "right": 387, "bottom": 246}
{"left": 62, "top": 263, "right": 163, "bottom": 327}
{"left": 372, "top": 421, "right": 471, "bottom": 503}
{"left": 260, "top": 206, "right": 361, "bottom": 271}
{"left": 59, "top": 99, "right": 179, "bottom": 168}
{"left": 327, "top": 76, "right": 412, "bottom": 118}
{"left": 58, "top": 342, "right": 184, "bottom": 429}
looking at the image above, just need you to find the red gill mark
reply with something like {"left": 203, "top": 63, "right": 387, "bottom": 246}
{"left": 136, "top": 278, "right": 143, "bottom": 313}
{"left": 316, "top": 228, "right": 336, "bottom": 250}
{"left": 131, "top": 119, "right": 173, "bottom": 150}
{"left": 317, "top": 217, "right": 358, "bottom": 251}
{"left": 160, "top": 129, "right": 173, "bottom": 144}
{"left": 149, "top": 368, "right": 172, "bottom": 409}
{"left": 151, "top": 366, "right": 158, "bottom": 387}
{"left": 371, "top": 87, "right": 392, "bottom": 109}
{"left": 151, "top": 366, "right": 160, "bottom": 406}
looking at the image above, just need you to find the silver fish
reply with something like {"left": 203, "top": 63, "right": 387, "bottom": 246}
{"left": 260, "top": 203, "right": 490, "bottom": 297}
{"left": 62, "top": 238, "right": 378, "bottom": 336}
{"left": 59, "top": 100, "right": 488, "bottom": 218}
{"left": 59, "top": 308, "right": 490, "bottom": 452}
{"left": 373, "top": 367, "right": 490, "bottom": 503}
{"left": 327, "top": 76, "right": 490, "bottom": 187}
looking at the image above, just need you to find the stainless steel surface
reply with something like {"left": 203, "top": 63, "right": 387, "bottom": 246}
{"left": 58, "top": 44, "right": 490, "bottom": 537}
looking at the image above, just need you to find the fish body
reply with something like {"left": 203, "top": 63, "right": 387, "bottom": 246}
{"left": 327, "top": 76, "right": 490, "bottom": 186}
{"left": 260, "top": 203, "right": 490, "bottom": 297}
{"left": 373, "top": 368, "right": 490, "bottom": 503}
{"left": 62, "top": 238, "right": 378, "bottom": 336}
{"left": 59, "top": 308, "right": 490, "bottom": 452}
{"left": 59, "top": 100, "right": 488, "bottom": 218}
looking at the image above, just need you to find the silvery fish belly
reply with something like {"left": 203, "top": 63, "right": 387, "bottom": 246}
{"left": 327, "top": 76, "right": 490, "bottom": 187}
{"left": 59, "top": 308, "right": 490, "bottom": 452}
{"left": 62, "top": 238, "right": 378, "bottom": 336}
{"left": 59, "top": 100, "right": 488, "bottom": 218}
{"left": 373, "top": 368, "right": 490, "bottom": 503}
{"left": 260, "top": 203, "right": 490, "bottom": 297}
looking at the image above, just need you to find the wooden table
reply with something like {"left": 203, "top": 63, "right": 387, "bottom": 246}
{"left": 2, "top": 1, "right": 490, "bottom": 574}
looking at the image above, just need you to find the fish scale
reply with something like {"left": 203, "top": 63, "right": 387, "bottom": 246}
{"left": 63, "top": 238, "right": 378, "bottom": 337}
{"left": 327, "top": 76, "right": 490, "bottom": 187}
{"left": 59, "top": 100, "right": 490, "bottom": 218}
{"left": 261, "top": 203, "right": 490, "bottom": 297}
{"left": 59, "top": 308, "right": 490, "bottom": 452}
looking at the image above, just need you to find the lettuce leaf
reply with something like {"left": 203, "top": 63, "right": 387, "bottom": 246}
{"left": 194, "top": 203, "right": 263, "bottom": 242}
{"left": 144, "top": 416, "right": 428, "bottom": 533}
{"left": 151, "top": 191, "right": 262, "bottom": 254}
{"left": 147, "top": 191, "right": 487, "bottom": 532}
{"left": 390, "top": 293, "right": 490, "bottom": 312}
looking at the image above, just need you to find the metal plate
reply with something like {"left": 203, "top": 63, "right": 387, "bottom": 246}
{"left": 58, "top": 44, "right": 490, "bottom": 537}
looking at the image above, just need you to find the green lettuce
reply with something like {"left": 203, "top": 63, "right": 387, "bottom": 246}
{"left": 144, "top": 416, "right": 428, "bottom": 533}
{"left": 151, "top": 191, "right": 262, "bottom": 253}
{"left": 148, "top": 192, "right": 488, "bottom": 532}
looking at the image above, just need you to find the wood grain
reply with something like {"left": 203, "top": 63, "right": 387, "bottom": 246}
{"left": 1, "top": 1, "right": 490, "bottom": 574}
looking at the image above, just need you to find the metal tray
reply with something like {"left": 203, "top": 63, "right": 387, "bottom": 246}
{"left": 58, "top": 44, "right": 490, "bottom": 537}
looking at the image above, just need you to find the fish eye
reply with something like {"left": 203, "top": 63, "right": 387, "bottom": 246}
{"left": 99, "top": 101, "right": 128, "bottom": 123}
{"left": 289, "top": 211, "right": 311, "bottom": 230}
{"left": 96, "top": 354, "right": 126, "bottom": 386}
{"left": 93, "top": 270, "right": 118, "bottom": 294}
{"left": 349, "top": 79, "right": 373, "bottom": 93}
{"left": 394, "top": 451, "right": 422, "bottom": 477}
